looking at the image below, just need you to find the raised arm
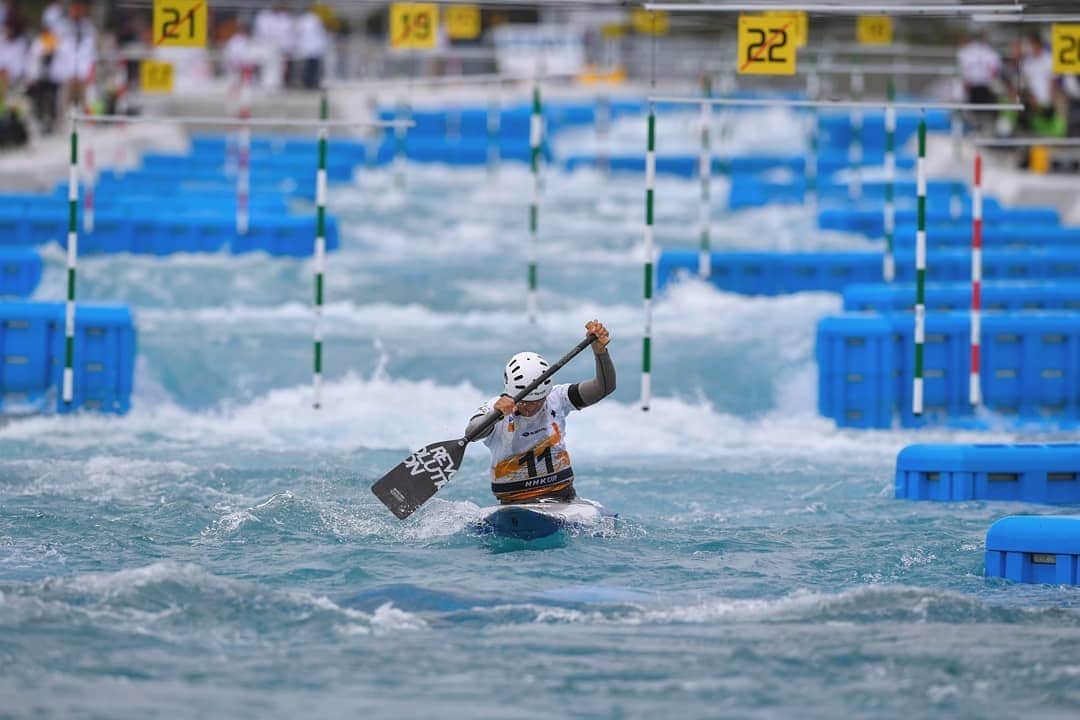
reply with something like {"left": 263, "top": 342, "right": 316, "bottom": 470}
{"left": 568, "top": 320, "right": 615, "bottom": 409}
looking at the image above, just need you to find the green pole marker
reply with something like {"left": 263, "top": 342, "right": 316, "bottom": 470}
{"left": 913, "top": 116, "right": 927, "bottom": 417}
{"left": 641, "top": 104, "right": 656, "bottom": 412}
{"left": 63, "top": 108, "right": 79, "bottom": 405}
{"left": 313, "top": 91, "right": 328, "bottom": 409}
{"left": 849, "top": 69, "right": 864, "bottom": 201}
{"left": 883, "top": 79, "right": 896, "bottom": 282}
{"left": 528, "top": 82, "right": 542, "bottom": 324}
{"left": 698, "top": 74, "right": 712, "bottom": 279}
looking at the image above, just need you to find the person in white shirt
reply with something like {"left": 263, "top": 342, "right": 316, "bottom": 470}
{"left": 1019, "top": 33, "right": 1056, "bottom": 132}
{"left": 958, "top": 31, "right": 1001, "bottom": 105}
{"left": 295, "top": 7, "right": 328, "bottom": 90}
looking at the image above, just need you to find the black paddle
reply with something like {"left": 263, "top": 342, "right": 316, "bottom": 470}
{"left": 371, "top": 333, "right": 597, "bottom": 519}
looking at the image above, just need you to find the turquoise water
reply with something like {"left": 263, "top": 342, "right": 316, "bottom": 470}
{"left": 4, "top": 113, "right": 1080, "bottom": 718}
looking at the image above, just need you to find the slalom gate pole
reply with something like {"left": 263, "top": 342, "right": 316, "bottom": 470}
{"left": 313, "top": 91, "right": 328, "bottom": 410}
{"left": 970, "top": 152, "right": 983, "bottom": 406}
{"left": 527, "top": 81, "right": 542, "bottom": 323}
{"left": 237, "top": 65, "right": 252, "bottom": 236}
{"left": 641, "top": 102, "right": 656, "bottom": 412}
{"left": 64, "top": 108, "right": 80, "bottom": 406}
{"left": 849, "top": 69, "right": 864, "bottom": 201}
{"left": 883, "top": 79, "right": 896, "bottom": 282}
{"left": 913, "top": 116, "right": 927, "bottom": 417}
{"left": 698, "top": 73, "right": 712, "bottom": 278}
{"left": 950, "top": 81, "right": 965, "bottom": 220}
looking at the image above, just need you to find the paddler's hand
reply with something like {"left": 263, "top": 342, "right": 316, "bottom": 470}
{"left": 494, "top": 395, "right": 516, "bottom": 416}
{"left": 586, "top": 319, "right": 610, "bottom": 354}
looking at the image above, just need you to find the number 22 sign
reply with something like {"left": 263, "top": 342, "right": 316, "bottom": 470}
{"left": 1053, "top": 24, "right": 1080, "bottom": 74}
{"left": 737, "top": 14, "right": 796, "bottom": 76}
{"left": 153, "top": 0, "right": 207, "bottom": 48}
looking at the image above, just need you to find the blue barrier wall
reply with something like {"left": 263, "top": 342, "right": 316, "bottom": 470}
{"left": 0, "top": 249, "right": 42, "bottom": 297}
{"left": 817, "top": 312, "right": 1080, "bottom": 428}
{"left": 986, "top": 514, "right": 1080, "bottom": 585}
{"left": 0, "top": 302, "right": 135, "bottom": 414}
{"left": 890, "top": 224, "right": 1080, "bottom": 249}
{"left": 818, "top": 204, "right": 1060, "bottom": 237}
{"left": 659, "top": 248, "right": 1080, "bottom": 296}
{"left": 896, "top": 443, "right": 1080, "bottom": 503}
{"left": 842, "top": 282, "right": 1080, "bottom": 313}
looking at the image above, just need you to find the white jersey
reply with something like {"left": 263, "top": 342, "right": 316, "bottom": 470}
{"left": 474, "top": 383, "right": 578, "bottom": 502}
{"left": 958, "top": 41, "right": 1001, "bottom": 87}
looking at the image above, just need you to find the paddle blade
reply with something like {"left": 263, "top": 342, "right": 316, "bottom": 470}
{"left": 371, "top": 439, "right": 468, "bottom": 520}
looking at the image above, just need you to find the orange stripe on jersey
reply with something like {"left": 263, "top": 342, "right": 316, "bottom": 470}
{"left": 496, "top": 480, "right": 573, "bottom": 504}
{"left": 492, "top": 422, "right": 562, "bottom": 480}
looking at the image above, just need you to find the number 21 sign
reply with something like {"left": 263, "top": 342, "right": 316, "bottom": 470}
{"left": 153, "top": 0, "right": 207, "bottom": 48}
{"left": 737, "top": 14, "right": 796, "bottom": 76}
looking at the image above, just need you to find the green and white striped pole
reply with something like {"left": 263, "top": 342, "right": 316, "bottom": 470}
{"left": 63, "top": 108, "right": 80, "bottom": 406}
{"left": 313, "top": 91, "right": 328, "bottom": 409}
{"left": 698, "top": 74, "right": 712, "bottom": 278}
{"left": 913, "top": 116, "right": 927, "bottom": 417}
{"left": 641, "top": 103, "right": 656, "bottom": 412}
{"left": 849, "top": 69, "right": 864, "bottom": 201}
{"left": 527, "top": 82, "right": 542, "bottom": 323}
{"left": 883, "top": 79, "right": 896, "bottom": 282}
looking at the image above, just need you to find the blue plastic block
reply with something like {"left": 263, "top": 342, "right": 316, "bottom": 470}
{"left": 986, "top": 515, "right": 1080, "bottom": 584}
{"left": 0, "top": 249, "right": 42, "bottom": 297}
{"left": 0, "top": 302, "right": 134, "bottom": 414}
{"left": 842, "top": 282, "right": 1080, "bottom": 313}
{"left": 896, "top": 443, "right": 1080, "bottom": 503}
{"left": 815, "top": 315, "right": 894, "bottom": 427}
{"left": 901, "top": 443, "right": 1080, "bottom": 500}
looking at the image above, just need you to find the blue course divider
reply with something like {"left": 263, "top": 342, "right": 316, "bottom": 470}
{"left": 819, "top": 204, "right": 1059, "bottom": 237}
{"left": 817, "top": 109, "right": 951, "bottom": 150}
{"left": 842, "top": 281, "right": 1080, "bottom": 313}
{"left": 986, "top": 514, "right": 1080, "bottom": 585}
{"left": 373, "top": 136, "right": 550, "bottom": 166}
{"left": 659, "top": 248, "right": 1080, "bottom": 296}
{"left": 891, "top": 224, "right": 1080, "bottom": 249}
{"left": 0, "top": 302, "right": 135, "bottom": 414}
{"left": 817, "top": 312, "right": 1080, "bottom": 428}
{"left": 0, "top": 249, "right": 42, "bottom": 297}
{"left": 896, "top": 443, "right": 1080, "bottom": 503}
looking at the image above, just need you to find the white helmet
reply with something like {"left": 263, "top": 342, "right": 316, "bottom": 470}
{"left": 503, "top": 352, "right": 552, "bottom": 401}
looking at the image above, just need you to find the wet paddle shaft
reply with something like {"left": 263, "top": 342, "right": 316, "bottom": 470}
{"left": 371, "top": 334, "right": 598, "bottom": 519}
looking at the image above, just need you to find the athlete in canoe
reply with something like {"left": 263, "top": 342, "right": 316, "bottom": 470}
{"left": 465, "top": 320, "right": 614, "bottom": 504}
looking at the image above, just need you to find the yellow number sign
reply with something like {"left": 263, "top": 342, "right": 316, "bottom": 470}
{"left": 764, "top": 11, "right": 807, "bottom": 48}
{"left": 737, "top": 14, "right": 796, "bottom": 76}
{"left": 856, "top": 15, "right": 893, "bottom": 46}
{"left": 140, "top": 60, "right": 174, "bottom": 93}
{"left": 631, "top": 9, "right": 669, "bottom": 36}
{"left": 1052, "top": 24, "right": 1080, "bottom": 74}
{"left": 445, "top": 5, "right": 481, "bottom": 41}
{"left": 389, "top": 3, "right": 439, "bottom": 50}
{"left": 152, "top": 0, "right": 207, "bottom": 48}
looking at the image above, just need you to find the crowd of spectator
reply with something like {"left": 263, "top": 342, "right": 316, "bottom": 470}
{"left": 958, "top": 30, "right": 1080, "bottom": 137}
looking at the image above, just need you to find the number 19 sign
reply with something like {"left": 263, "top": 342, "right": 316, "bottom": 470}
{"left": 152, "top": 0, "right": 207, "bottom": 48}
{"left": 737, "top": 14, "right": 796, "bottom": 76}
{"left": 390, "top": 3, "right": 439, "bottom": 50}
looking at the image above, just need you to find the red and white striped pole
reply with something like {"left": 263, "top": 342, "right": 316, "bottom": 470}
{"left": 970, "top": 152, "right": 983, "bottom": 407}
{"left": 236, "top": 66, "right": 252, "bottom": 236}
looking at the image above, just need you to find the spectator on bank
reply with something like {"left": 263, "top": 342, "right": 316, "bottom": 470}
{"left": 0, "top": 10, "right": 28, "bottom": 93}
{"left": 25, "top": 24, "right": 60, "bottom": 132}
{"left": 295, "top": 6, "right": 328, "bottom": 90}
{"left": 254, "top": 4, "right": 293, "bottom": 90}
{"left": 1019, "top": 33, "right": 1057, "bottom": 134}
{"left": 958, "top": 31, "right": 1001, "bottom": 105}
{"left": 223, "top": 18, "right": 259, "bottom": 79}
